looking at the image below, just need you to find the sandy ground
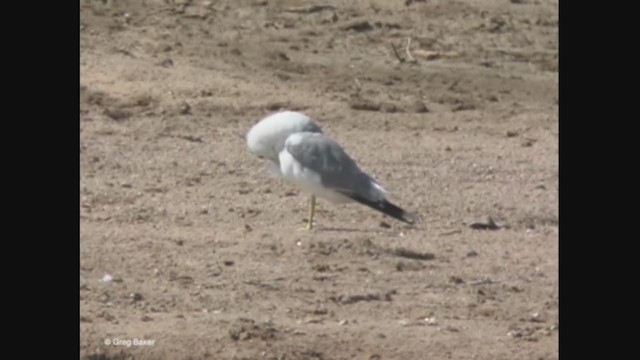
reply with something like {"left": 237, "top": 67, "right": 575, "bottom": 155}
{"left": 80, "top": 0, "right": 558, "bottom": 359}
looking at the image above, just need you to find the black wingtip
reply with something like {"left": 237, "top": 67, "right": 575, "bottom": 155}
{"left": 346, "top": 194, "right": 414, "bottom": 224}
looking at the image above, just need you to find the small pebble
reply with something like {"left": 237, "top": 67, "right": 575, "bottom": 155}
{"left": 178, "top": 102, "right": 191, "bottom": 115}
{"left": 409, "top": 100, "right": 429, "bottom": 113}
{"left": 424, "top": 317, "right": 438, "bottom": 326}
{"left": 159, "top": 58, "right": 174, "bottom": 67}
{"left": 469, "top": 217, "right": 500, "bottom": 230}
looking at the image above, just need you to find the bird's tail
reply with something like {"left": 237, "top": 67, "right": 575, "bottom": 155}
{"left": 346, "top": 193, "right": 414, "bottom": 224}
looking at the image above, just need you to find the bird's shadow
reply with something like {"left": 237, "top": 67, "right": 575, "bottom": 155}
{"left": 315, "top": 226, "right": 378, "bottom": 233}
{"left": 314, "top": 225, "right": 416, "bottom": 236}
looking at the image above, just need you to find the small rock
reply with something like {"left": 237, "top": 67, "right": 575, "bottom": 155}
{"left": 349, "top": 99, "right": 380, "bottom": 111}
{"left": 424, "top": 317, "right": 438, "bottom": 326}
{"left": 530, "top": 312, "right": 545, "bottom": 323}
{"left": 313, "top": 308, "right": 328, "bottom": 315}
{"left": 452, "top": 103, "right": 475, "bottom": 112}
{"left": 341, "top": 20, "right": 373, "bottom": 32}
{"left": 405, "top": 0, "right": 429, "bottom": 5}
{"left": 466, "top": 250, "right": 478, "bottom": 257}
{"left": 100, "top": 274, "right": 114, "bottom": 283}
{"left": 508, "top": 330, "right": 523, "bottom": 338}
{"left": 158, "top": 58, "right": 174, "bottom": 67}
{"left": 223, "top": 260, "right": 234, "bottom": 267}
{"left": 274, "top": 51, "right": 290, "bottom": 61}
{"left": 469, "top": 217, "right": 501, "bottom": 230}
{"left": 312, "top": 264, "right": 331, "bottom": 272}
{"left": 393, "top": 247, "right": 435, "bottom": 261}
{"left": 396, "top": 261, "right": 426, "bottom": 272}
{"left": 304, "top": 317, "right": 323, "bottom": 324}
{"left": 507, "top": 131, "right": 519, "bottom": 137}
{"left": 98, "top": 311, "right": 116, "bottom": 322}
{"left": 104, "top": 108, "right": 131, "bottom": 121}
{"left": 379, "top": 221, "right": 391, "bottom": 229}
{"left": 178, "top": 102, "right": 191, "bottom": 115}
{"left": 130, "top": 292, "right": 144, "bottom": 302}
{"left": 140, "top": 315, "right": 153, "bottom": 322}
{"left": 380, "top": 102, "right": 397, "bottom": 113}
{"left": 321, "top": 11, "right": 339, "bottom": 24}
{"left": 409, "top": 100, "right": 429, "bottom": 113}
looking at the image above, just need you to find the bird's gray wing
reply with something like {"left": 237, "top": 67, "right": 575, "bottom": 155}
{"left": 284, "top": 133, "right": 372, "bottom": 197}
{"left": 285, "top": 132, "right": 414, "bottom": 224}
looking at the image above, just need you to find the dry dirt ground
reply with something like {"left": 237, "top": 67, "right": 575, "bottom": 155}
{"left": 80, "top": 0, "right": 558, "bottom": 359}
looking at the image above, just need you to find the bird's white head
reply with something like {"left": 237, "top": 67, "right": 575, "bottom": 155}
{"left": 247, "top": 111, "right": 323, "bottom": 163}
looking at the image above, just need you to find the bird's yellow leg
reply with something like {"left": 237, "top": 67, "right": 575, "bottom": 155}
{"left": 305, "top": 195, "right": 316, "bottom": 230}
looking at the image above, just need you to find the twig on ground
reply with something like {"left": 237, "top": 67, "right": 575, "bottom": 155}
{"left": 391, "top": 43, "right": 405, "bottom": 63}
{"left": 405, "top": 37, "right": 417, "bottom": 63}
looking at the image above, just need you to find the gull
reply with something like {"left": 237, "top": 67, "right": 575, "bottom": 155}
{"left": 246, "top": 111, "right": 413, "bottom": 230}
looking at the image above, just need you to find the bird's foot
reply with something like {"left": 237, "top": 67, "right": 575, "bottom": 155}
{"left": 299, "top": 221, "right": 315, "bottom": 231}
